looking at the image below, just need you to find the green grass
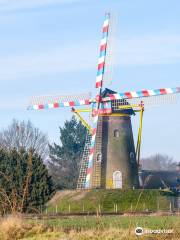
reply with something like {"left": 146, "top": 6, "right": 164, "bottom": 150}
{"left": 46, "top": 189, "right": 170, "bottom": 213}
{"left": 35, "top": 216, "right": 180, "bottom": 231}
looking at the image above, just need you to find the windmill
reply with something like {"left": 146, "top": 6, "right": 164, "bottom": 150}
{"left": 28, "top": 13, "right": 180, "bottom": 190}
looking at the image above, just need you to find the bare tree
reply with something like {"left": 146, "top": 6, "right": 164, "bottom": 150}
{"left": 0, "top": 119, "right": 49, "bottom": 158}
{"left": 141, "top": 154, "right": 177, "bottom": 171}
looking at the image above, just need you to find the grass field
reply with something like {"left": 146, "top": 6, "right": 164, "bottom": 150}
{"left": 34, "top": 215, "right": 180, "bottom": 231}
{"left": 46, "top": 189, "right": 173, "bottom": 214}
{"left": 0, "top": 215, "right": 179, "bottom": 240}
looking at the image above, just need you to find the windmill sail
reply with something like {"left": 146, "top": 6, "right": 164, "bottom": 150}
{"left": 28, "top": 92, "right": 91, "bottom": 110}
{"left": 102, "top": 87, "right": 180, "bottom": 101}
{"left": 102, "top": 87, "right": 180, "bottom": 110}
{"left": 103, "top": 13, "right": 118, "bottom": 87}
{"left": 77, "top": 132, "right": 92, "bottom": 189}
{"left": 95, "top": 13, "right": 110, "bottom": 89}
{"left": 127, "top": 93, "right": 179, "bottom": 108}
{"left": 85, "top": 13, "right": 110, "bottom": 188}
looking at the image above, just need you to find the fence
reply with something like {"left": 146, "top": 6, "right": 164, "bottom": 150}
{"left": 38, "top": 196, "right": 180, "bottom": 215}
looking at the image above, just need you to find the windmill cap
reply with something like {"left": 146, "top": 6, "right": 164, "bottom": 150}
{"left": 101, "top": 88, "right": 135, "bottom": 115}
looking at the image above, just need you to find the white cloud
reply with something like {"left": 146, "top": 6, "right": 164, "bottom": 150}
{"left": 0, "top": 42, "right": 97, "bottom": 80}
{"left": 0, "top": 33, "right": 180, "bottom": 81}
{"left": 119, "top": 34, "right": 180, "bottom": 66}
{"left": 0, "top": 0, "right": 81, "bottom": 12}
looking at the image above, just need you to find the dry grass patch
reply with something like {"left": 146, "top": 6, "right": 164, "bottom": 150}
{"left": 0, "top": 215, "right": 52, "bottom": 240}
{"left": 0, "top": 215, "right": 179, "bottom": 240}
{"left": 0, "top": 215, "right": 29, "bottom": 240}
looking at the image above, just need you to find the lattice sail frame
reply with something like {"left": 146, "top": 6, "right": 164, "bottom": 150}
{"left": 103, "top": 87, "right": 180, "bottom": 102}
{"left": 28, "top": 92, "right": 91, "bottom": 110}
{"left": 28, "top": 87, "right": 180, "bottom": 111}
{"left": 110, "top": 88, "right": 180, "bottom": 110}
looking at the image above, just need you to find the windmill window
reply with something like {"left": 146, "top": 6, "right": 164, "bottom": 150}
{"left": 130, "top": 152, "right": 135, "bottom": 163}
{"left": 96, "top": 153, "right": 102, "bottom": 162}
{"left": 114, "top": 129, "right": 120, "bottom": 138}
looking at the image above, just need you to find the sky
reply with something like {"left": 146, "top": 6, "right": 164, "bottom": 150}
{"left": 0, "top": 0, "right": 180, "bottom": 161}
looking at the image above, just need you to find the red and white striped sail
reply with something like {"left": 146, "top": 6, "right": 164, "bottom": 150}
{"left": 85, "top": 13, "right": 111, "bottom": 188}
{"left": 95, "top": 13, "right": 110, "bottom": 89}
{"left": 27, "top": 93, "right": 91, "bottom": 110}
{"left": 102, "top": 87, "right": 180, "bottom": 102}
{"left": 103, "top": 13, "right": 118, "bottom": 87}
{"left": 27, "top": 87, "right": 180, "bottom": 111}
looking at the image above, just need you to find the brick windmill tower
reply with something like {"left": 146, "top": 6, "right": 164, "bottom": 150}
{"left": 87, "top": 87, "right": 139, "bottom": 189}
{"left": 28, "top": 13, "right": 180, "bottom": 190}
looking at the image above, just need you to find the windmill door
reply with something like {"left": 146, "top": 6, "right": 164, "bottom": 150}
{"left": 113, "top": 171, "right": 122, "bottom": 189}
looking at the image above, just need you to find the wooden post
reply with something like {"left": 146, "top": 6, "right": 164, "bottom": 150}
{"left": 83, "top": 203, "right": 85, "bottom": 213}
{"left": 68, "top": 204, "right": 71, "bottom": 213}
{"left": 96, "top": 208, "right": 99, "bottom": 218}
{"left": 115, "top": 204, "right": 118, "bottom": 213}
{"left": 98, "top": 204, "right": 101, "bottom": 214}
{"left": 157, "top": 198, "right": 159, "bottom": 211}
{"left": 131, "top": 203, "right": 133, "bottom": 212}
{"left": 35, "top": 216, "right": 38, "bottom": 225}
{"left": 143, "top": 202, "right": 145, "bottom": 211}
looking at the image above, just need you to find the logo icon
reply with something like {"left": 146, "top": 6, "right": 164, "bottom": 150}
{"left": 135, "top": 227, "right": 143, "bottom": 236}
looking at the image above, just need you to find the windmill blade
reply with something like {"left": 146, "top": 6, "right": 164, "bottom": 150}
{"left": 27, "top": 92, "right": 91, "bottom": 110}
{"left": 127, "top": 93, "right": 179, "bottom": 108}
{"left": 103, "top": 12, "right": 118, "bottom": 87}
{"left": 111, "top": 91, "right": 180, "bottom": 111}
{"left": 95, "top": 13, "right": 110, "bottom": 89}
{"left": 102, "top": 87, "right": 180, "bottom": 104}
{"left": 85, "top": 13, "right": 111, "bottom": 188}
